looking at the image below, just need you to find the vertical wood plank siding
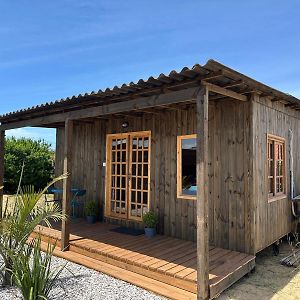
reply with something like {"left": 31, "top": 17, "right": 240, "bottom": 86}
{"left": 54, "top": 99, "right": 258, "bottom": 252}
{"left": 253, "top": 96, "right": 298, "bottom": 252}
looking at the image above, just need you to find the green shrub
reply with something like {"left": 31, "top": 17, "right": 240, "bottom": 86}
{"left": 4, "top": 137, "right": 54, "bottom": 193}
{"left": 142, "top": 211, "right": 158, "bottom": 228}
{"left": 84, "top": 200, "right": 97, "bottom": 216}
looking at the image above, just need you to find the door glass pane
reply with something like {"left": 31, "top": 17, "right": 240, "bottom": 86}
{"left": 138, "top": 151, "right": 143, "bottom": 162}
{"left": 122, "top": 151, "right": 126, "bottom": 161}
{"left": 144, "top": 138, "right": 149, "bottom": 148}
{"left": 121, "top": 177, "right": 126, "bottom": 189}
{"left": 138, "top": 139, "right": 143, "bottom": 149}
{"left": 132, "top": 164, "right": 136, "bottom": 175}
{"left": 131, "top": 177, "right": 136, "bottom": 189}
{"left": 132, "top": 151, "right": 137, "bottom": 162}
{"left": 132, "top": 138, "right": 137, "bottom": 149}
{"left": 143, "top": 165, "right": 148, "bottom": 176}
{"left": 143, "top": 192, "right": 148, "bottom": 204}
{"left": 143, "top": 151, "right": 148, "bottom": 162}
{"left": 137, "top": 191, "right": 141, "bottom": 203}
{"left": 138, "top": 164, "right": 142, "bottom": 176}
{"left": 137, "top": 177, "right": 142, "bottom": 189}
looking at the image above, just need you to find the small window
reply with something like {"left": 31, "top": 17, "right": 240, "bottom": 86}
{"left": 267, "top": 135, "right": 285, "bottom": 200}
{"left": 177, "top": 135, "right": 197, "bottom": 199}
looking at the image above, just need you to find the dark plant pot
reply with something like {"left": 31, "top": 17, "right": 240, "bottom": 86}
{"left": 144, "top": 227, "right": 156, "bottom": 237}
{"left": 86, "top": 216, "right": 96, "bottom": 224}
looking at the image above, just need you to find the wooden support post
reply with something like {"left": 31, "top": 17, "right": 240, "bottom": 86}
{"left": 61, "top": 119, "right": 73, "bottom": 251}
{"left": 196, "top": 85, "right": 209, "bottom": 300}
{"left": 0, "top": 130, "right": 5, "bottom": 218}
{"left": 248, "top": 93, "right": 258, "bottom": 255}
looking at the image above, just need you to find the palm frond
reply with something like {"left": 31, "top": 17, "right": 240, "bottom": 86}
{"left": 0, "top": 174, "right": 67, "bottom": 288}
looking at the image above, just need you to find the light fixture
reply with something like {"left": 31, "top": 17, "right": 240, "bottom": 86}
{"left": 122, "top": 121, "right": 129, "bottom": 129}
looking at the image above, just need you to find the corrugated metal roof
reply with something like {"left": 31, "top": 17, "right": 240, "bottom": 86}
{"left": 0, "top": 59, "right": 299, "bottom": 123}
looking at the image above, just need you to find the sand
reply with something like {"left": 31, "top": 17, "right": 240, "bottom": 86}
{"left": 218, "top": 242, "right": 300, "bottom": 300}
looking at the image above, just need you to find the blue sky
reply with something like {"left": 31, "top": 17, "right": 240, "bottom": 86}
{"left": 0, "top": 1, "right": 300, "bottom": 148}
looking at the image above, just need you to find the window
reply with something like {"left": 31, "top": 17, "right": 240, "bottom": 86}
{"left": 267, "top": 134, "right": 285, "bottom": 200}
{"left": 177, "top": 135, "right": 197, "bottom": 199}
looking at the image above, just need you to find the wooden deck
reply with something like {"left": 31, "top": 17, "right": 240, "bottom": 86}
{"left": 33, "top": 221, "right": 255, "bottom": 299}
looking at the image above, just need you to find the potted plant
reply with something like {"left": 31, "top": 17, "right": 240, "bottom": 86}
{"left": 142, "top": 211, "right": 158, "bottom": 237}
{"left": 84, "top": 200, "right": 97, "bottom": 224}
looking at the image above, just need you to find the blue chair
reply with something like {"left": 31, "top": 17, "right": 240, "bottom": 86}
{"left": 45, "top": 187, "right": 62, "bottom": 206}
{"left": 45, "top": 187, "right": 86, "bottom": 218}
{"left": 71, "top": 189, "right": 86, "bottom": 218}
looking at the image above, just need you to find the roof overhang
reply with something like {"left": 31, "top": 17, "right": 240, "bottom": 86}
{"left": 0, "top": 59, "right": 299, "bottom": 129}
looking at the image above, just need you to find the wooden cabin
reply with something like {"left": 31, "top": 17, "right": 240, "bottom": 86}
{"left": 0, "top": 59, "right": 299, "bottom": 300}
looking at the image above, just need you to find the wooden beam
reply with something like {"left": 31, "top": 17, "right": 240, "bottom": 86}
{"left": 285, "top": 103, "right": 299, "bottom": 109}
{"left": 0, "top": 130, "right": 4, "bottom": 218}
{"left": 221, "top": 80, "right": 244, "bottom": 89}
{"left": 61, "top": 119, "right": 73, "bottom": 251}
{"left": 271, "top": 97, "right": 282, "bottom": 102}
{"left": 0, "top": 87, "right": 200, "bottom": 130}
{"left": 202, "top": 81, "right": 248, "bottom": 102}
{"left": 196, "top": 85, "right": 210, "bottom": 300}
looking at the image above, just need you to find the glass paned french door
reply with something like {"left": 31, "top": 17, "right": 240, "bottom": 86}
{"left": 106, "top": 131, "right": 151, "bottom": 220}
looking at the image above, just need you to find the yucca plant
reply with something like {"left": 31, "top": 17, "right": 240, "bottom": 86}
{"left": 0, "top": 174, "right": 67, "bottom": 286}
{"left": 11, "top": 235, "right": 66, "bottom": 300}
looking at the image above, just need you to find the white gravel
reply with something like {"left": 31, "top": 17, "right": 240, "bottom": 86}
{"left": 0, "top": 255, "right": 165, "bottom": 300}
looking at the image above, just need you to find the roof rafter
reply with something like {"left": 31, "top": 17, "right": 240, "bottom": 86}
{"left": 202, "top": 81, "right": 248, "bottom": 102}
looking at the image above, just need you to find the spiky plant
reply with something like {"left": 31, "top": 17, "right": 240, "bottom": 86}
{"left": 0, "top": 174, "right": 67, "bottom": 286}
{"left": 11, "top": 236, "right": 66, "bottom": 300}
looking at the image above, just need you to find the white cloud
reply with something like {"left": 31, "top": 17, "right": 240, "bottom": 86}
{"left": 6, "top": 127, "right": 56, "bottom": 148}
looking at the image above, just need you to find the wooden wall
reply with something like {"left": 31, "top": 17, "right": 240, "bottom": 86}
{"left": 210, "top": 100, "right": 252, "bottom": 253}
{"left": 55, "top": 99, "right": 253, "bottom": 252}
{"left": 253, "top": 96, "right": 299, "bottom": 252}
{"left": 55, "top": 121, "right": 106, "bottom": 213}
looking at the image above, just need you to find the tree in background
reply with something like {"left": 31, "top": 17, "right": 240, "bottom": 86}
{"left": 4, "top": 137, "right": 54, "bottom": 193}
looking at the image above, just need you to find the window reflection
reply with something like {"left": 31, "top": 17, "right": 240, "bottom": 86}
{"left": 180, "top": 137, "right": 197, "bottom": 196}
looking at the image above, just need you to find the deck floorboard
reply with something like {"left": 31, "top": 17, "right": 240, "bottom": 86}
{"left": 34, "top": 221, "right": 255, "bottom": 299}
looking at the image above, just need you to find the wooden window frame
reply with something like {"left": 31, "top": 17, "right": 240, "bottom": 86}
{"left": 177, "top": 134, "right": 197, "bottom": 200}
{"left": 267, "top": 134, "right": 286, "bottom": 203}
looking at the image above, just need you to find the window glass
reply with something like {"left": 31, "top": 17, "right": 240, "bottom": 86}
{"left": 178, "top": 135, "right": 197, "bottom": 197}
{"left": 267, "top": 135, "right": 285, "bottom": 199}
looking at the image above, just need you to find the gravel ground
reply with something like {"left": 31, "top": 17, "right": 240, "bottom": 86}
{"left": 0, "top": 255, "right": 165, "bottom": 300}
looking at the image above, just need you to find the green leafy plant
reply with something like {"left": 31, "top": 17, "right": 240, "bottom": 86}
{"left": 0, "top": 174, "right": 67, "bottom": 286}
{"left": 142, "top": 211, "right": 158, "bottom": 228}
{"left": 10, "top": 236, "right": 66, "bottom": 300}
{"left": 84, "top": 200, "right": 97, "bottom": 216}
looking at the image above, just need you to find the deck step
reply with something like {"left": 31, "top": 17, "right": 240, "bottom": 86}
{"left": 69, "top": 241, "right": 197, "bottom": 294}
{"left": 39, "top": 240, "right": 196, "bottom": 300}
